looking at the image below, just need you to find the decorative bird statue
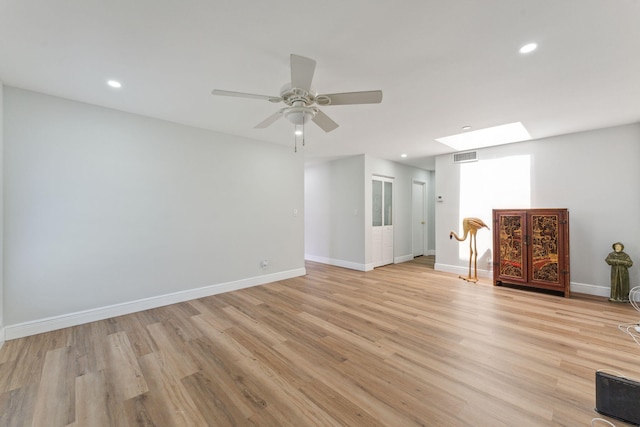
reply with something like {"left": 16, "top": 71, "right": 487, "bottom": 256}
{"left": 450, "top": 217, "right": 490, "bottom": 283}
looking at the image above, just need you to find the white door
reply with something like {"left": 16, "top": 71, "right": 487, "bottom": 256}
{"left": 372, "top": 177, "right": 393, "bottom": 268}
{"left": 412, "top": 181, "right": 425, "bottom": 257}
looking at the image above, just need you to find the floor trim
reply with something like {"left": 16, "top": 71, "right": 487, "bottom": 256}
{"left": 435, "top": 263, "right": 609, "bottom": 297}
{"left": 4, "top": 268, "right": 306, "bottom": 340}
{"left": 304, "top": 254, "right": 367, "bottom": 272}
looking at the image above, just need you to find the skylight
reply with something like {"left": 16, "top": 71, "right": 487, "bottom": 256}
{"left": 436, "top": 122, "right": 532, "bottom": 151}
{"left": 519, "top": 43, "right": 538, "bottom": 54}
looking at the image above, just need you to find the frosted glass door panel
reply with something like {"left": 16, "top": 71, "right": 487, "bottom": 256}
{"left": 384, "top": 181, "right": 392, "bottom": 226}
{"left": 372, "top": 180, "right": 382, "bottom": 226}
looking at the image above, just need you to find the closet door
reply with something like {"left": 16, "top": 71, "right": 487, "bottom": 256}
{"left": 372, "top": 177, "right": 393, "bottom": 268}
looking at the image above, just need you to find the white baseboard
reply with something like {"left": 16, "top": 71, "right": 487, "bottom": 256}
{"left": 426, "top": 250, "right": 436, "bottom": 256}
{"left": 0, "top": 326, "right": 4, "bottom": 351}
{"left": 4, "top": 268, "right": 306, "bottom": 340}
{"left": 306, "top": 254, "right": 420, "bottom": 271}
{"left": 394, "top": 254, "right": 414, "bottom": 264}
{"left": 435, "top": 263, "right": 492, "bottom": 279}
{"left": 305, "top": 254, "right": 368, "bottom": 272}
{"left": 570, "top": 281, "right": 610, "bottom": 297}
{"left": 435, "top": 263, "right": 609, "bottom": 297}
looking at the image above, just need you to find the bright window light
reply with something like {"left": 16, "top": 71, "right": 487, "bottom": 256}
{"left": 519, "top": 43, "right": 538, "bottom": 54}
{"left": 436, "top": 122, "right": 531, "bottom": 151}
{"left": 458, "top": 155, "right": 531, "bottom": 260}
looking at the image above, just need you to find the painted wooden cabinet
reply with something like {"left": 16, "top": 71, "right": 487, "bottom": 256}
{"left": 492, "top": 209, "right": 570, "bottom": 297}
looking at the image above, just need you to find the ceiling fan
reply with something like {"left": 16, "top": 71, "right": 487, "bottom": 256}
{"left": 212, "top": 54, "right": 383, "bottom": 133}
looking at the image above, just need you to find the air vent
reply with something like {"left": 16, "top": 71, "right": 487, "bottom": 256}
{"left": 453, "top": 151, "right": 477, "bottom": 163}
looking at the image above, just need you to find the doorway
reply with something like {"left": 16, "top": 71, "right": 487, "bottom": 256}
{"left": 412, "top": 181, "right": 426, "bottom": 258}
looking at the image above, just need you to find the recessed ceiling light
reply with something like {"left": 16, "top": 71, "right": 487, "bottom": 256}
{"left": 107, "top": 80, "right": 122, "bottom": 88}
{"left": 462, "top": 126, "right": 472, "bottom": 131}
{"left": 436, "top": 122, "right": 532, "bottom": 151}
{"left": 519, "top": 43, "right": 538, "bottom": 54}
{"left": 401, "top": 154, "right": 407, "bottom": 158}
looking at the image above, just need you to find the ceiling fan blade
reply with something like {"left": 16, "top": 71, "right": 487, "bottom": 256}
{"left": 255, "top": 110, "right": 283, "bottom": 128}
{"left": 312, "top": 109, "right": 339, "bottom": 132}
{"left": 290, "top": 54, "right": 316, "bottom": 91}
{"left": 317, "top": 90, "right": 383, "bottom": 106}
{"left": 212, "top": 89, "right": 281, "bottom": 103}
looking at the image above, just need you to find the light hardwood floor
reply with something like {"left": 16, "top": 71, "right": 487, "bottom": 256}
{"left": 1, "top": 260, "right": 639, "bottom": 426}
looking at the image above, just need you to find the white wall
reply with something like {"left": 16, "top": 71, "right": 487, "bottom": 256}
{"left": 0, "top": 82, "right": 4, "bottom": 349}
{"left": 305, "top": 155, "right": 365, "bottom": 270}
{"left": 305, "top": 154, "right": 433, "bottom": 271}
{"left": 427, "top": 173, "right": 436, "bottom": 252}
{"left": 3, "top": 87, "right": 305, "bottom": 337}
{"left": 435, "top": 123, "right": 640, "bottom": 296}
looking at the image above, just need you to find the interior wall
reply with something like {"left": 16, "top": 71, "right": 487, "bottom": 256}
{"left": 304, "top": 155, "right": 366, "bottom": 270}
{"left": 364, "top": 156, "right": 432, "bottom": 267}
{"left": 427, "top": 171, "right": 436, "bottom": 254}
{"left": 305, "top": 154, "right": 432, "bottom": 271}
{"left": 3, "top": 87, "right": 305, "bottom": 329}
{"left": 435, "top": 123, "right": 640, "bottom": 296}
{"left": 0, "top": 82, "right": 4, "bottom": 349}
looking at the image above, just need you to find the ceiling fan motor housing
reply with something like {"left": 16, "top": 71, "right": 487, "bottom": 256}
{"left": 279, "top": 83, "right": 317, "bottom": 107}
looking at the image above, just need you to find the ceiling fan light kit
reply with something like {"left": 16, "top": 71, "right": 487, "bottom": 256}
{"left": 212, "top": 54, "right": 382, "bottom": 149}
{"left": 283, "top": 105, "right": 316, "bottom": 125}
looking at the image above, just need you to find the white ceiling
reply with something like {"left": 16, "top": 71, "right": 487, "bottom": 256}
{"left": 1, "top": 0, "right": 638, "bottom": 170}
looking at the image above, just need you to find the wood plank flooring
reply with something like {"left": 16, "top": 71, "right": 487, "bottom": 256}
{"left": 1, "top": 259, "right": 639, "bottom": 426}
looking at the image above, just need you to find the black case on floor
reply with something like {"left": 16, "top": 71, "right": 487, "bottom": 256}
{"left": 595, "top": 371, "right": 640, "bottom": 426}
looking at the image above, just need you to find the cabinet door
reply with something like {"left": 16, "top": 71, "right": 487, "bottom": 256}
{"left": 494, "top": 210, "right": 528, "bottom": 285}
{"left": 528, "top": 210, "right": 567, "bottom": 289}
